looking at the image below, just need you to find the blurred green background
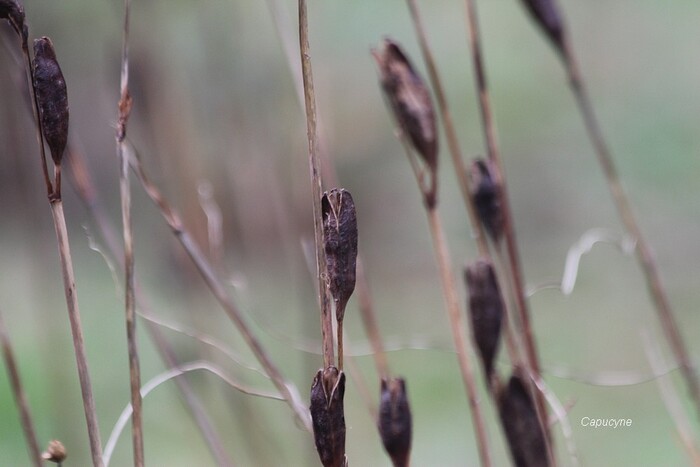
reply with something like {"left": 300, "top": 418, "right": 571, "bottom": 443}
{"left": 1, "top": 0, "right": 699, "bottom": 465}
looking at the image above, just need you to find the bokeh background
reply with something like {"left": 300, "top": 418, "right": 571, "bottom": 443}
{"left": 1, "top": 0, "right": 700, "bottom": 465}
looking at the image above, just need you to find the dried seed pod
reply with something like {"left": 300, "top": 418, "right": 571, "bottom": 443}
{"left": 498, "top": 374, "right": 549, "bottom": 467}
{"left": 465, "top": 259, "right": 504, "bottom": 379}
{"left": 520, "top": 0, "right": 566, "bottom": 53}
{"left": 322, "top": 188, "right": 358, "bottom": 323}
{"left": 0, "top": 0, "right": 25, "bottom": 39}
{"left": 372, "top": 39, "right": 438, "bottom": 172}
{"left": 470, "top": 158, "right": 503, "bottom": 241}
{"left": 378, "top": 378, "right": 412, "bottom": 467}
{"left": 310, "top": 367, "right": 347, "bottom": 467}
{"left": 32, "top": 37, "right": 69, "bottom": 167}
{"left": 42, "top": 439, "right": 67, "bottom": 463}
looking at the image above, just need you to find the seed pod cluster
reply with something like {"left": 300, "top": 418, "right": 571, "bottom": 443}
{"left": 32, "top": 37, "right": 69, "bottom": 167}
{"left": 322, "top": 189, "right": 358, "bottom": 324}
{"left": 378, "top": 378, "right": 412, "bottom": 467}
{"left": 520, "top": 0, "right": 566, "bottom": 53}
{"left": 310, "top": 367, "right": 347, "bottom": 467}
{"left": 470, "top": 158, "right": 503, "bottom": 242}
{"left": 0, "top": 0, "right": 25, "bottom": 40}
{"left": 498, "top": 374, "right": 549, "bottom": 467}
{"left": 373, "top": 38, "right": 438, "bottom": 207}
{"left": 465, "top": 259, "right": 504, "bottom": 379}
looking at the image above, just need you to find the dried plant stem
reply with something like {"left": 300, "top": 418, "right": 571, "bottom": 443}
{"left": 405, "top": 0, "right": 489, "bottom": 257}
{"left": 66, "top": 146, "right": 234, "bottom": 467}
{"left": 298, "top": 0, "right": 334, "bottom": 369}
{"left": 563, "top": 44, "right": 700, "bottom": 417}
{"left": 115, "top": 0, "right": 144, "bottom": 464}
{"left": 0, "top": 309, "right": 42, "bottom": 467}
{"left": 462, "top": 0, "right": 550, "bottom": 442}
{"left": 426, "top": 206, "right": 492, "bottom": 467}
{"left": 128, "top": 148, "right": 312, "bottom": 432}
{"left": 50, "top": 200, "right": 104, "bottom": 467}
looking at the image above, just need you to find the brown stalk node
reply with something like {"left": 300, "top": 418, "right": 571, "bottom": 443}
{"left": 498, "top": 373, "right": 549, "bottom": 467}
{"left": 373, "top": 38, "right": 438, "bottom": 207}
{"left": 310, "top": 366, "right": 347, "bottom": 467}
{"left": 322, "top": 188, "right": 358, "bottom": 324}
{"left": 378, "top": 377, "right": 412, "bottom": 467}
{"left": 32, "top": 37, "right": 69, "bottom": 168}
{"left": 469, "top": 158, "right": 503, "bottom": 242}
{"left": 465, "top": 259, "right": 504, "bottom": 379}
{"left": 519, "top": 0, "right": 565, "bottom": 53}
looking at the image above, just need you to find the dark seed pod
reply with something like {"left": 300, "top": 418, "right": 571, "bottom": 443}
{"left": 520, "top": 0, "right": 566, "bottom": 53}
{"left": 465, "top": 259, "right": 503, "bottom": 379}
{"left": 310, "top": 367, "right": 347, "bottom": 467}
{"left": 372, "top": 38, "right": 438, "bottom": 172}
{"left": 470, "top": 159, "right": 503, "bottom": 242}
{"left": 498, "top": 374, "right": 549, "bottom": 467}
{"left": 322, "top": 189, "right": 358, "bottom": 323}
{"left": 378, "top": 378, "right": 412, "bottom": 467}
{"left": 32, "top": 37, "right": 69, "bottom": 167}
{"left": 0, "top": 0, "right": 25, "bottom": 39}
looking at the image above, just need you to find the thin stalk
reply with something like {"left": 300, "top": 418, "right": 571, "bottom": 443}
{"left": 0, "top": 309, "right": 43, "bottom": 467}
{"left": 462, "top": 0, "right": 550, "bottom": 446}
{"left": 128, "top": 147, "right": 312, "bottom": 432}
{"left": 66, "top": 145, "right": 234, "bottom": 466}
{"left": 50, "top": 199, "right": 104, "bottom": 467}
{"left": 563, "top": 42, "right": 700, "bottom": 416}
{"left": 298, "top": 0, "right": 334, "bottom": 369}
{"left": 405, "top": 0, "right": 489, "bottom": 257}
{"left": 115, "top": 0, "right": 144, "bottom": 464}
{"left": 398, "top": 138, "right": 492, "bottom": 467}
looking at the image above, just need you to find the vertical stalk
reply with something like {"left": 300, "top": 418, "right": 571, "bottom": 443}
{"left": 298, "top": 0, "right": 334, "bottom": 368}
{"left": 115, "top": 0, "right": 144, "bottom": 464}
{"left": 0, "top": 309, "right": 43, "bottom": 467}
{"left": 50, "top": 200, "right": 104, "bottom": 467}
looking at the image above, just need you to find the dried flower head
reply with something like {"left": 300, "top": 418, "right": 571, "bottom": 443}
{"left": 0, "top": 0, "right": 25, "bottom": 40}
{"left": 520, "top": 0, "right": 566, "bottom": 53}
{"left": 372, "top": 38, "right": 438, "bottom": 172}
{"left": 42, "top": 439, "right": 67, "bottom": 463}
{"left": 498, "top": 374, "right": 549, "bottom": 467}
{"left": 310, "top": 366, "right": 347, "bottom": 467}
{"left": 465, "top": 259, "right": 504, "bottom": 379}
{"left": 378, "top": 378, "right": 412, "bottom": 467}
{"left": 32, "top": 37, "right": 69, "bottom": 167}
{"left": 322, "top": 188, "right": 358, "bottom": 323}
{"left": 470, "top": 158, "right": 503, "bottom": 241}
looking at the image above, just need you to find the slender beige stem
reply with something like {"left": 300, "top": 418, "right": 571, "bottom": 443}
{"left": 66, "top": 145, "right": 233, "bottom": 466}
{"left": 405, "top": 0, "right": 489, "bottom": 257}
{"left": 298, "top": 0, "right": 334, "bottom": 369}
{"left": 0, "top": 309, "right": 43, "bottom": 467}
{"left": 115, "top": 0, "right": 144, "bottom": 464}
{"left": 129, "top": 149, "right": 312, "bottom": 432}
{"left": 426, "top": 207, "right": 492, "bottom": 467}
{"left": 462, "top": 0, "right": 550, "bottom": 444}
{"left": 50, "top": 200, "right": 104, "bottom": 467}
{"left": 563, "top": 42, "right": 700, "bottom": 417}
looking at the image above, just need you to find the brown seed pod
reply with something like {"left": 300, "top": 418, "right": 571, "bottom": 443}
{"left": 378, "top": 378, "right": 412, "bottom": 467}
{"left": 32, "top": 37, "right": 69, "bottom": 167}
{"left": 498, "top": 374, "right": 549, "bottom": 467}
{"left": 0, "top": 0, "right": 25, "bottom": 39}
{"left": 372, "top": 38, "right": 438, "bottom": 172}
{"left": 470, "top": 158, "right": 503, "bottom": 242}
{"left": 310, "top": 367, "right": 347, "bottom": 467}
{"left": 322, "top": 188, "right": 358, "bottom": 323}
{"left": 42, "top": 439, "right": 67, "bottom": 463}
{"left": 465, "top": 259, "right": 504, "bottom": 379}
{"left": 520, "top": 0, "right": 566, "bottom": 53}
